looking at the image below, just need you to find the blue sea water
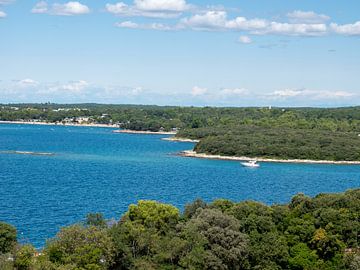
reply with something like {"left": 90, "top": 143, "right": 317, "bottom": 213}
{"left": 1, "top": 123, "right": 360, "bottom": 248}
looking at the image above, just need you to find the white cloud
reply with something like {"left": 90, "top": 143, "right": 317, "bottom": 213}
{"left": 105, "top": 1, "right": 187, "bottom": 18}
{"left": 287, "top": 10, "right": 330, "bottom": 24}
{"left": 330, "top": 21, "right": 360, "bottom": 36}
{"left": 271, "top": 89, "right": 302, "bottom": 98}
{"left": 226, "top": 17, "right": 268, "bottom": 31}
{"left": 116, "top": 20, "right": 173, "bottom": 30}
{"left": 17, "top": 79, "right": 39, "bottom": 87}
{"left": 134, "top": 0, "right": 189, "bottom": 11}
{"left": 179, "top": 11, "right": 327, "bottom": 36}
{"left": 0, "top": 0, "right": 15, "bottom": 18}
{"left": 32, "top": 1, "right": 90, "bottom": 16}
{"left": 31, "top": 1, "right": 48, "bottom": 14}
{"left": 220, "top": 88, "right": 249, "bottom": 96}
{"left": 116, "top": 20, "right": 139, "bottom": 28}
{"left": 131, "top": 86, "right": 143, "bottom": 95}
{"left": 269, "top": 88, "right": 354, "bottom": 100}
{"left": 180, "top": 11, "right": 227, "bottom": 30}
{"left": 59, "top": 80, "right": 89, "bottom": 92}
{"left": 254, "top": 22, "right": 327, "bottom": 36}
{"left": 238, "top": 35, "right": 252, "bottom": 44}
{"left": 191, "top": 86, "right": 207, "bottom": 96}
{"left": 0, "top": 0, "right": 14, "bottom": 5}
{"left": 105, "top": 2, "right": 128, "bottom": 14}
{"left": 43, "top": 80, "right": 90, "bottom": 94}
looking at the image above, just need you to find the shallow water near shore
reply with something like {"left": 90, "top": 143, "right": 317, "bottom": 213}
{"left": 1, "top": 123, "right": 360, "bottom": 248}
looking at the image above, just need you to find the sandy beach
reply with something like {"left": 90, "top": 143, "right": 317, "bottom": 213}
{"left": 180, "top": 150, "right": 360, "bottom": 165}
{"left": 0, "top": 120, "right": 119, "bottom": 128}
{"left": 113, "top": 129, "right": 177, "bottom": 135}
{"left": 161, "top": 137, "right": 200, "bottom": 143}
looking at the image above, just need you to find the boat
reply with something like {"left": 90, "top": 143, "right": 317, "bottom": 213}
{"left": 241, "top": 160, "right": 260, "bottom": 168}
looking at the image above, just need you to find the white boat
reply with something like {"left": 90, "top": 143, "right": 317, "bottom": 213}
{"left": 241, "top": 160, "right": 260, "bottom": 168}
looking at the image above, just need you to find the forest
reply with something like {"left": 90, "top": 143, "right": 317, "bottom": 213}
{"left": 1, "top": 189, "right": 360, "bottom": 269}
{"left": 2, "top": 104, "right": 360, "bottom": 161}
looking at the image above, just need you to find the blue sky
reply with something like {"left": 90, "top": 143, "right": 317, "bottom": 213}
{"left": 0, "top": 0, "right": 360, "bottom": 106}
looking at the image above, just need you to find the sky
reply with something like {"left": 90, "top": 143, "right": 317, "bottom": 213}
{"left": 0, "top": 0, "right": 360, "bottom": 107}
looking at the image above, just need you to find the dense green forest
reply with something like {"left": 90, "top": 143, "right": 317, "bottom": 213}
{"left": 2, "top": 104, "right": 360, "bottom": 161}
{"left": 1, "top": 189, "right": 360, "bottom": 269}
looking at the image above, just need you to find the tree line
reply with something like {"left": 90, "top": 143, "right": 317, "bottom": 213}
{"left": 2, "top": 104, "right": 360, "bottom": 160}
{"left": 1, "top": 189, "right": 360, "bottom": 269}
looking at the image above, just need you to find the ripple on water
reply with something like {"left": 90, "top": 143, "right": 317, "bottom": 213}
{"left": 1, "top": 123, "right": 360, "bottom": 247}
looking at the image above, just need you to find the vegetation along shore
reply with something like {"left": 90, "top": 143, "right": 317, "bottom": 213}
{"left": 1, "top": 189, "right": 360, "bottom": 269}
{"left": 3, "top": 104, "right": 360, "bottom": 162}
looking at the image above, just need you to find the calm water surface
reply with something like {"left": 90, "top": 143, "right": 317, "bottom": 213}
{"left": 1, "top": 123, "right": 360, "bottom": 247}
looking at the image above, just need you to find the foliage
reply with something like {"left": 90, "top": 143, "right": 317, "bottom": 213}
{"left": 14, "top": 244, "right": 36, "bottom": 270}
{"left": 0, "top": 222, "right": 17, "bottom": 254}
{"left": 44, "top": 224, "right": 115, "bottom": 269}
{"left": 3, "top": 104, "right": 360, "bottom": 160}
{"left": 1, "top": 189, "right": 360, "bottom": 269}
{"left": 86, "top": 213, "right": 107, "bottom": 228}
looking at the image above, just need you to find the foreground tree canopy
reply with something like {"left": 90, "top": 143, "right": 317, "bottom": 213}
{"left": 1, "top": 189, "right": 360, "bottom": 269}
{"left": 2, "top": 104, "right": 360, "bottom": 161}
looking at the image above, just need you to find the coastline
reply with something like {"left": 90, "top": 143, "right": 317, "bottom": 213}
{"left": 0, "top": 120, "right": 118, "bottom": 128}
{"left": 180, "top": 150, "right": 360, "bottom": 165}
{"left": 161, "top": 137, "right": 200, "bottom": 143}
{"left": 113, "top": 129, "right": 177, "bottom": 135}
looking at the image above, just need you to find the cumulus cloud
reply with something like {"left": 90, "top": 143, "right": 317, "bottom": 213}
{"left": 225, "top": 17, "right": 268, "bottom": 31}
{"left": 178, "top": 10, "right": 327, "bottom": 36}
{"left": 31, "top": 1, "right": 90, "bottom": 16}
{"left": 116, "top": 20, "right": 174, "bottom": 30}
{"left": 31, "top": 1, "right": 48, "bottom": 14}
{"left": 54, "top": 80, "right": 89, "bottom": 93}
{"left": 17, "top": 79, "right": 39, "bottom": 87}
{"left": 330, "top": 21, "right": 360, "bottom": 36}
{"left": 253, "top": 22, "right": 327, "bottom": 36}
{"left": 269, "top": 88, "right": 354, "bottom": 100}
{"left": 107, "top": 3, "right": 360, "bottom": 38}
{"left": 238, "top": 35, "right": 252, "bottom": 44}
{"left": 287, "top": 10, "right": 330, "bottom": 24}
{"left": 180, "top": 10, "right": 227, "bottom": 30}
{"left": 116, "top": 20, "right": 139, "bottom": 28}
{"left": 134, "top": 0, "right": 189, "bottom": 12}
{"left": 106, "top": 0, "right": 189, "bottom": 19}
{"left": 0, "top": 0, "right": 12, "bottom": 18}
{"left": 220, "top": 88, "right": 249, "bottom": 96}
{"left": 191, "top": 86, "right": 207, "bottom": 96}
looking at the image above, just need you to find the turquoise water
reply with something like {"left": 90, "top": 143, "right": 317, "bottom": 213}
{"left": 1, "top": 123, "right": 360, "bottom": 247}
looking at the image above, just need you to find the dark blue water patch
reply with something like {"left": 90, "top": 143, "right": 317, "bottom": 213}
{"left": 1, "top": 123, "right": 360, "bottom": 248}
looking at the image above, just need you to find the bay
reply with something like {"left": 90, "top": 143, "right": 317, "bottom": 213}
{"left": 1, "top": 123, "right": 360, "bottom": 247}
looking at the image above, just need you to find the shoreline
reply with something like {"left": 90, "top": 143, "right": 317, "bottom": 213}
{"left": 161, "top": 137, "right": 200, "bottom": 143}
{"left": 0, "top": 120, "right": 118, "bottom": 128}
{"left": 113, "top": 129, "right": 177, "bottom": 135}
{"left": 180, "top": 150, "right": 360, "bottom": 165}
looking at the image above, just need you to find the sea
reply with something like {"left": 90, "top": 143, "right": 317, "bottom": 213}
{"left": 1, "top": 123, "right": 360, "bottom": 247}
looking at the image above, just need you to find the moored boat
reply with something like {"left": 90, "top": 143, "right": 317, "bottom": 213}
{"left": 241, "top": 160, "right": 260, "bottom": 168}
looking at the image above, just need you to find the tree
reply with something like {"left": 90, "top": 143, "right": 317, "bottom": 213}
{"left": 310, "top": 228, "right": 345, "bottom": 260}
{"left": 288, "top": 243, "right": 318, "bottom": 270}
{"left": 180, "top": 208, "right": 250, "bottom": 269}
{"left": 86, "top": 213, "right": 107, "bottom": 228}
{"left": 0, "top": 222, "right": 17, "bottom": 254}
{"left": 109, "top": 201, "right": 181, "bottom": 268}
{"left": 45, "top": 224, "right": 115, "bottom": 269}
{"left": 14, "top": 244, "right": 36, "bottom": 270}
{"left": 183, "top": 199, "right": 207, "bottom": 219}
{"left": 127, "top": 200, "right": 180, "bottom": 233}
